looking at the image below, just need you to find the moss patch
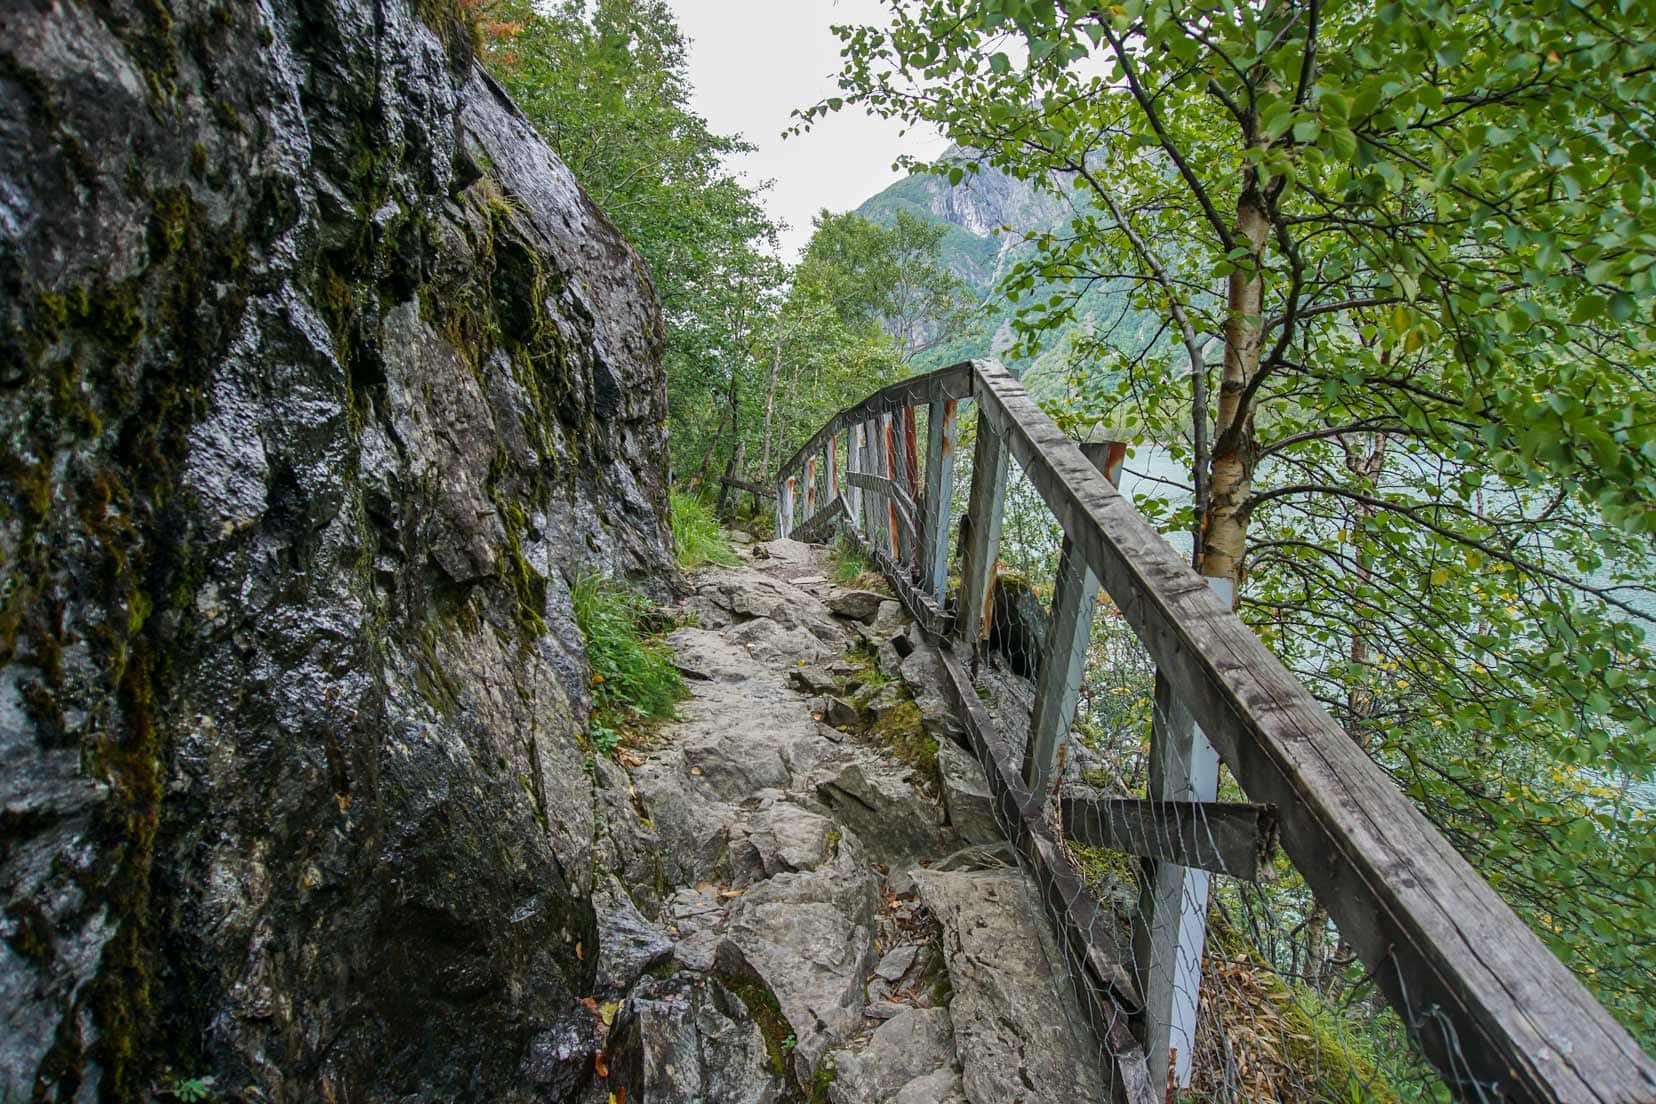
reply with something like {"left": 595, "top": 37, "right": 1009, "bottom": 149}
{"left": 718, "top": 970, "right": 794, "bottom": 1081}
{"left": 868, "top": 700, "right": 937, "bottom": 782}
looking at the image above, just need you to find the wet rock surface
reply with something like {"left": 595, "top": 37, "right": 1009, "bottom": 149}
{"left": 1, "top": 2, "right": 670, "bottom": 1099}
{"left": 594, "top": 538, "right": 1110, "bottom": 1104}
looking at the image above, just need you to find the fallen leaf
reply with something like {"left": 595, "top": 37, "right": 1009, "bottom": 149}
{"left": 718, "top": 888, "right": 743, "bottom": 899}
{"left": 575, "top": 941, "right": 583, "bottom": 960}
{"left": 689, "top": 765, "right": 703, "bottom": 776}
{"left": 594, "top": 1051, "right": 609, "bottom": 1078}
{"left": 600, "top": 1000, "right": 621, "bottom": 1026}
{"left": 618, "top": 750, "right": 646, "bottom": 767}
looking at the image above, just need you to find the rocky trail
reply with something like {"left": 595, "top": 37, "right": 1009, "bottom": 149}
{"left": 590, "top": 537, "right": 1109, "bottom": 1103}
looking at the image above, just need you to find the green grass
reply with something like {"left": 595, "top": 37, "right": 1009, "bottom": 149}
{"left": 829, "top": 533, "right": 891, "bottom": 589}
{"left": 670, "top": 489, "right": 740, "bottom": 569}
{"left": 572, "top": 573, "right": 684, "bottom": 746}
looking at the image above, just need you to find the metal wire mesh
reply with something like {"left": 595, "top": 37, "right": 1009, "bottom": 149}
{"left": 776, "top": 372, "right": 1631, "bottom": 1102}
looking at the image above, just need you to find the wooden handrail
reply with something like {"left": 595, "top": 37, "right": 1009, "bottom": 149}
{"left": 776, "top": 358, "right": 1656, "bottom": 1102}
{"left": 773, "top": 361, "right": 973, "bottom": 494}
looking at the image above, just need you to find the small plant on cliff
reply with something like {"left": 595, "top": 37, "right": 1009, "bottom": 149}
{"left": 162, "top": 1075, "right": 217, "bottom": 1102}
{"left": 670, "top": 490, "right": 740, "bottom": 569}
{"left": 572, "top": 573, "right": 684, "bottom": 749}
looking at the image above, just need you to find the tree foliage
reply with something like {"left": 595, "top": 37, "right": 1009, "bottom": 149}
{"left": 805, "top": 0, "right": 1656, "bottom": 1045}
{"left": 479, "top": 0, "right": 782, "bottom": 471}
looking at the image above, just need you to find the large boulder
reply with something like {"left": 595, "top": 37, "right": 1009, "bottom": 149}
{"left": 607, "top": 972, "right": 783, "bottom": 1104}
{"left": 935, "top": 739, "right": 1003, "bottom": 846}
{"left": 0, "top": 4, "right": 674, "bottom": 1098}
{"left": 913, "top": 870, "right": 1110, "bottom": 1104}
{"left": 815, "top": 760, "right": 955, "bottom": 867}
{"left": 828, "top": 1007, "right": 963, "bottom": 1104}
{"left": 719, "top": 835, "right": 880, "bottom": 1083}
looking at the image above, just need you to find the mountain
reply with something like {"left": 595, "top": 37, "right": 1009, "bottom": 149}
{"left": 854, "top": 151, "right": 1162, "bottom": 400}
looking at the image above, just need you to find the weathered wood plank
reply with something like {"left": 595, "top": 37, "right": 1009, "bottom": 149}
{"left": 776, "top": 362, "right": 973, "bottom": 491}
{"left": 1022, "top": 441, "right": 1122, "bottom": 801}
{"left": 1060, "top": 792, "right": 1278, "bottom": 883}
{"left": 920, "top": 398, "right": 959, "bottom": 603}
{"left": 1134, "top": 654, "right": 1222, "bottom": 1090}
{"left": 880, "top": 412, "right": 903, "bottom": 561}
{"left": 956, "top": 408, "right": 1008, "bottom": 654}
{"left": 863, "top": 538, "right": 955, "bottom": 638}
{"left": 826, "top": 435, "right": 838, "bottom": 505}
{"left": 850, "top": 516, "right": 1154, "bottom": 1103}
{"left": 902, "top": 405, "right": 921, "bottom": 501}
{"left": 965, "top": 358, "right": 1656, "bottom": 1102}
{"left": 777, "top": 475, "right": 795, "bottom": 539}
{"left": 793, "top": 495, "right": 848, "bottom": 545}
{"left": 864, "top": 417, "right": 888, "bottom": 553}
{"left": 720, "top": 476, "right": 776, "bottom": 499}
{"left": 844, "top": 471, "right": 918, "bottom": 534}
{"left": 847, "top": 424, "right": 864, "bottom": 523}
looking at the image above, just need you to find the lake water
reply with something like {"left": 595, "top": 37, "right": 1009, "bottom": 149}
{"left": 1115, "top": 445, "right": 1656, "bottom": 628}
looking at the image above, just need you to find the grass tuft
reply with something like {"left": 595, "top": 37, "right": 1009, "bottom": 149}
{"left": 572, "top": 573, "right": 684, "bottom": 748}
{"left": 671, "top": 489, "right": 740, "bottom": 569}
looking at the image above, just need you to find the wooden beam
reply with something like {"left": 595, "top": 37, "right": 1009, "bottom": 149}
{"left": 720, "top": 477, "right": 776, "bottom": 499}
{"left": 794, "top": 495, "right": 848, "bottom": 545}
{"left": 863, "top": 538, "right": 955, "bottom": 638}
{"left": 920, "top": 398, "right": 959, "bottom": 603}
{"left": 964, "top": 358, "right": 1656, "bottom": 1102}
{"left": 956, "top": 408, "right": 1008, "bottom": 654}
{"left": 1022, "top": 440, "right": 1122, "bottom": 801}
{"left": 1060, "top": 792, "right": 1278, "bottom": 883}
{"left": 846, "top": 521, "right": 1154, "bottom": 1103}
{"left": 902, "top": 405, "right": 921, "bottom": 501}
{"left": 778, "top": 476, "right": 795, "bottom": 539}
{"left": 881, "top": 412, "right": 903, "bottom": 561}
{"left": 866, "top": 415, "right": 890, "bottom": 555}
{"left": 826, "top": 434, "right": 838, "bottom": 505}
{"left": 847, "top": 424, "right": 864, "bottom": 525}
{"left": 845, "top": 472, "right": 917, "bottom": 522}
{"left": 775, "top": 361, "right": 972, "bottom": 494}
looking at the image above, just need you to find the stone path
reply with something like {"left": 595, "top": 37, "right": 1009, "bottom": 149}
{"left": 591, "top": 537, "right": 1109, "bottom": 1103}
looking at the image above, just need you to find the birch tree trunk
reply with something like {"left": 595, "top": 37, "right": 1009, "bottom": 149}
{"left": 1200, "top": 171, "right": 1270, "bottom": 597}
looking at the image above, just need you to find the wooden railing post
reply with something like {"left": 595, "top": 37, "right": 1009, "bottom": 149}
{"left": 848, "top": 425, "right": 864, "bottom": 527}
{"left": 865, "top": 417, "right": 887, "bottom": 552}
{"left": 803, "top": 454, "right": 818, "bottom": 520}
{"left": 826, "top": 434, "right": 838, "bottom": 508}
{"left": 889, "top": 410, "right": 910, "bottom": 562}
{"left": 867, "top": 413, "right": 887, "bottom": 558}
{"left": 1021, "top": 440, "right": 1125, "bottom": 799}
{"left": 778, "top": 475, "right": 795, "bottom": 539}
{"left": 1134, "top": 574, "right": 1231, "bottom": 1093}
{"left": 920, "top": 399, "right": 959, "bottom": 603}
{"left": 955, "top": 408, "right": 1008, "bottom": 652}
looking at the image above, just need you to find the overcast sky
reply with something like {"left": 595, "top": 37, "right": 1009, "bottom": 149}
{"left": 665, "top": 0, "right": 949, "bottom": 258}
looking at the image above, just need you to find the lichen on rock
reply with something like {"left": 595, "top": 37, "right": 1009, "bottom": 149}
{"left": 0, "top": 1, "right": 671, "bottom": 1099}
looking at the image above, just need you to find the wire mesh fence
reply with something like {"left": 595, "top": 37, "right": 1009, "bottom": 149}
{"left": 773, "top": 359, "right": 1656, "bottom": 1103}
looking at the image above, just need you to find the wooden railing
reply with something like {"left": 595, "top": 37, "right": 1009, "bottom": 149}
{"left": 774, "top": 358, "right": 1656, "bottom": 1104}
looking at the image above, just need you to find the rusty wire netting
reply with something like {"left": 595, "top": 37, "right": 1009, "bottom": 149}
{"left": 775, "top": 364, "right": 1653, "bottom": 1103}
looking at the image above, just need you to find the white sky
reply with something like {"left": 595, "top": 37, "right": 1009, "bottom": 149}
{"left": 665, "top": 0, "right": 949, "bottom": 259}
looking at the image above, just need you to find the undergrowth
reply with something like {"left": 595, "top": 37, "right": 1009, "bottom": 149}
{"left": 572, "top": 573, "right": 684, "bottom": 750}
{"left": 671, "top": 489, "right": 740, "bottom": 569}
{"left": 828, "top": 533, "right": 886, "bottom": 590}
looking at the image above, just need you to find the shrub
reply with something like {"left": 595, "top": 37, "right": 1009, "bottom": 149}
{"left": 572, "top": 573, "right": 684, "bottom": 746}
{"left": 670, "top": 489, "right": 740, "bottom": 569}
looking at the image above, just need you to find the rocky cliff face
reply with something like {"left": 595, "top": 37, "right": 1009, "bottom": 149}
{"left": 0, "top": 2, "right": 672, "bottom": 1100}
